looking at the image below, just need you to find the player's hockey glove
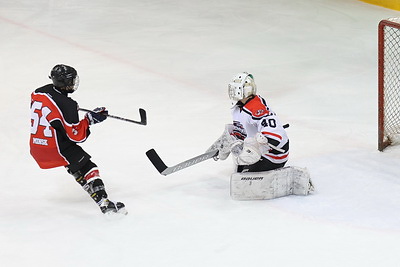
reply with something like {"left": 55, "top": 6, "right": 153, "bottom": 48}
{"left": 86, "top": 107, "right": 108, "bottom": 125}
{"left": 231, "top": 137, "right": 262, "bottom": 165}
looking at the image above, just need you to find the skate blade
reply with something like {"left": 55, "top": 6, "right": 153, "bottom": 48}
{"left": 117, "top": 207, "right": 128, "bottom": 215}
{"left": 103, "top": 207, "right": 128, "bottom": 216}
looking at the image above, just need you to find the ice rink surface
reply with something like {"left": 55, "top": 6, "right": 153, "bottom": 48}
{"left": 1, "top": 0, "right": 400, "bottom": 266}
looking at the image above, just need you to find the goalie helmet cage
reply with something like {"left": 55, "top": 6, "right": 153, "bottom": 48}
{"left": 378, "top": 18, "right": 400, "bottom": 151}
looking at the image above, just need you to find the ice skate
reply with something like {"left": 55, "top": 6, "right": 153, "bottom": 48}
{"left": 100, "top": 199, "right": 128, "bottom": 215}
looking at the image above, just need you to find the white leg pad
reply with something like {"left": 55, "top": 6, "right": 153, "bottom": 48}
{"left": 230, "top": 166, "right": 314, "bottom": 200}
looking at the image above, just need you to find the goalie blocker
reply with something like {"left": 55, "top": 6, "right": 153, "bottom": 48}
{"left": 230, "top": 166, "right": 314, "bottom": 200}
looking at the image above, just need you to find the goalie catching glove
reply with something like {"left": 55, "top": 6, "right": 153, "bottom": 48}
{"left": 207, "top": 125, "right": 269, "bottom": 165}
{"left": 231, "top": 137, "right": 263, "bottom": 165}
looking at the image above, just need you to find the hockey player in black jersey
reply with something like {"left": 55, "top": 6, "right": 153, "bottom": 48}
{"left": 30, "top": 64, "right": 127, "bottom": 215}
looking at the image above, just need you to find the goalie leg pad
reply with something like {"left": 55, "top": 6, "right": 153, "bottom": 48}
{"left": 230, "top": 166, "right": 314, "bottom": 200}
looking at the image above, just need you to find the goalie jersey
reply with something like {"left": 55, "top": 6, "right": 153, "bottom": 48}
{"left": 231, "top": 95, "right": 289, "bottom": 164}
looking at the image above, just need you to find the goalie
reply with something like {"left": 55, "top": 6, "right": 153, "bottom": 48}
{"left": 207, "top": 72, "right": 314, "bottom": 200}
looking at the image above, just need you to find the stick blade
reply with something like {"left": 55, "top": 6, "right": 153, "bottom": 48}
{"left": 146, "top": 149, "right": 167, "bottom": 174}
{"left": 139, "top": 108, "right": 147, "bottom": 125}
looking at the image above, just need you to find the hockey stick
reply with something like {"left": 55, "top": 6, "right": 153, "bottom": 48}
{"left": 146, "top": 149, "right": 219, "bottom": 176}
{"left": 146, "top": 124, "right": 289, "bottom": 176}
{"left": 79, "top": 108, "right": 147, "bottom": 125}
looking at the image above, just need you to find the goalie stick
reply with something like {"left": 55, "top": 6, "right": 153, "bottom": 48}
{"left": 146, "top": 149, "right": 219, "bottom": 176}
{"left": 146, "top": 123, "right": 290, "bottom": 176}
{"left": 79, "top": 108, "right": 147, "bottom": 125}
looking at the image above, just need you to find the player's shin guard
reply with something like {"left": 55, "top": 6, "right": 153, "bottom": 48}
{"left": 69, "top": 167, "right": 127, "bottom": 215}
{"left": 70, "top": 167, "right": 108, "bottom": 205}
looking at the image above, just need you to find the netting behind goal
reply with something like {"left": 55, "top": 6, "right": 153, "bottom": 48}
{"left": 378, "top": 18, "right": 400, "bottom": 151}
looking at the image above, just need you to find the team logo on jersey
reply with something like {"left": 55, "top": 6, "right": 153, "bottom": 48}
{"left": 232, "top": 121, "right": 247, "bottom": 140}
{"left": 255, "top": 109, "right": 266, "bottom": 116}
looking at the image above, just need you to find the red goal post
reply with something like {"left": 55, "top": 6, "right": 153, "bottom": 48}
{"left": 378, "top": 18, "right": 400, "bottom": 151}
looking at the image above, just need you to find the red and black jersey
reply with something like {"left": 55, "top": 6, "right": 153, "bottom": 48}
{"left": 30, "top": 84, "right": 91, "bottom": 169}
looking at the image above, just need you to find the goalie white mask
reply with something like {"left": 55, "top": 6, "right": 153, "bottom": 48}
{"left": 228, "top": 72, "right": 257, "bottom": 106}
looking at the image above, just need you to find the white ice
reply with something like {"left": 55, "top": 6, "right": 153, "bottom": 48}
{"left": 1, "top": 0, "right": 400, "bottom": 266}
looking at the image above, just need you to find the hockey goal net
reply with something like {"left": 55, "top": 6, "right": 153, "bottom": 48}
{"left": 378, "top": 18, "right": 400, "bottom": 151}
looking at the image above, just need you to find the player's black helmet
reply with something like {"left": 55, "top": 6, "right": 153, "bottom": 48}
{"left": 49, "top": 64, "right": 79, "bottom": 93}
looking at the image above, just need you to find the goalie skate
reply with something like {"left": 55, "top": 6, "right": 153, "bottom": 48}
{"left": 230, "top": 166, "right": 314, "bottom": 200}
